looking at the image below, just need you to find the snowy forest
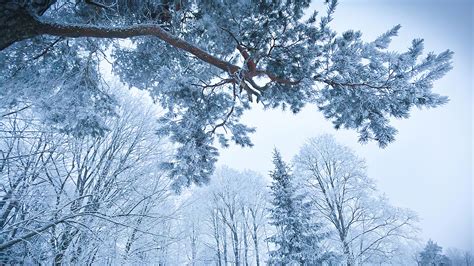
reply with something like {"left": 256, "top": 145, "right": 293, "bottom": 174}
{"left": 0, "top": 0, "right": 472, "bottom": 265}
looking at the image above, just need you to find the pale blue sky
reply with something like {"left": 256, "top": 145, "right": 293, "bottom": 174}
{"left": 219, "top": 0, "right": 473, "bottom": 252}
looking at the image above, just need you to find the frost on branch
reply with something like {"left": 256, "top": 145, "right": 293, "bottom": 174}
{"left": 315, "top": 26, "right": 452, "bottom": 147}
{"left": 0, "top": 0, "right": 453, "bottom": 189}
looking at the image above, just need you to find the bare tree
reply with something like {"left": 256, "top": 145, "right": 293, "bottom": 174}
{"left": 0, "top": 91, "right": 177, "bottom": 264}
{"left": 294, "top": 135, "right": 419, "bottom": 265}
{"left": 445, "top": 248, "right": 473, "bottom": 266}
{"left": 179, "top": 167, "right": 269, "bottom": 265}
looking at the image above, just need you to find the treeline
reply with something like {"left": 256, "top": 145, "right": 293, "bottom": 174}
{"left": 178, "top": 137, "right": 419, "bottom": 265}
{"left": 417, "top": 240, "right": 473, "bottom": 266}
{"left": 0, "top": 93, "right": 471, "bottom": 265}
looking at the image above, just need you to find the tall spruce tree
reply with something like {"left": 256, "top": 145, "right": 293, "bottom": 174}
{"left": 268, "top": 149, "right": 327, "bottom": 265}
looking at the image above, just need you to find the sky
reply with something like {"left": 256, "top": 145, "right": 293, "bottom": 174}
{"left": 218, "top": 0, "right": 473, "bottom": 253}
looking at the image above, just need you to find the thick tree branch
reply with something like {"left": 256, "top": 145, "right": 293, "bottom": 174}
{"left": 237, "top": 45, "right": 257, "bottom": 73}
{"left": 0, "top": 7, "right": 301, "bottom": 89}
{"left": 35, "top": 21, "right": 241, "bottom": 74}
{"left": 261, "top": 71, "right": 301, "bottom": 85}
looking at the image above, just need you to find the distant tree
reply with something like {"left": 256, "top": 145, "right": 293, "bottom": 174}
{"left": 267, "top": 149, "right": 328, "bottom": 265}
{"left": 446, "top": 248, "right": 473, "bottom": 266}
{"left": 241, "top": 177, "right": 269, "bottom": 266}
{"left": 0, "top": 0, "right": 453, "bottom": 190}
{"left": 466, "top": 252, "right": 474, "bottom": 266}
{"left": 418, "top": 240, "right": 451, "bottom": 266}
{"left": 294, "top": 135, "right": 419, "bottom": 265}
{"left": 465, "top": 252, "right": 474, "bottom": 266}
{"left": 178, "top": 166, "right": 270, "bottom": 265}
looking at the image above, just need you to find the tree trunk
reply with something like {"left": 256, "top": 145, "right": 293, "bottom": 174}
{"left": 231, "top": 225, "right": 240, "bottom": 265}
{"left": 242, "top": 222, "right": 249, "bottom": 266}
{"left": 251, "top": 217, "right": 260, "bottom": 266}
{"left": 54, "top": 229, "right": 74, "bottom": 266}
{"left": 213, "top": 212, "right": 222, "bottom": 266}
{"left": 342, "top": 240, "right": 354, "bottom": 266}
{"left": 190, "top": 225, "right": 197, "bottom": 266}
{"left": 223, "top": 224, "right": 228, "bottom": 266}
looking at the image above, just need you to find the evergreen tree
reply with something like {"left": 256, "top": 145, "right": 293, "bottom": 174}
{"left": 418, "top": 240, "right": 451, "bottom": 266}
{"left": 267, "top": 149, "right": 327, "bottom": 265}
{"left": 0, "top": 0, "right": 453, "bottom": 190}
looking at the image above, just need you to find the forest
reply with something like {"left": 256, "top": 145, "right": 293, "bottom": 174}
{"left": 0, "top": 0, "right": 472, "bottom": 265}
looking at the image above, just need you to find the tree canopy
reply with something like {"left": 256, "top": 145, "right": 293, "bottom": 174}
{"left": 0, "top": 0, "right": 453, "bottom": 190}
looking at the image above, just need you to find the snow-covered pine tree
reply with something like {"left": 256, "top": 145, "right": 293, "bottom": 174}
{"left": 0, "top": 0, "right": 454, "bottom": 191}
{"left": 267, "top": 149, "right": 328, "bottom": 265}
{"left": 418, "top": 240, "right": 451, "bottom": 266}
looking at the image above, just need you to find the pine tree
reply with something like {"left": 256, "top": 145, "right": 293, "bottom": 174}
{"left": 0, "top": 0, "right": 453, "bottom": 190}
{"left": 418, "top": 240, "right": 451, "bottom": 266}
{"left": 267, "top": 149, "right": 327, "bottom": 265}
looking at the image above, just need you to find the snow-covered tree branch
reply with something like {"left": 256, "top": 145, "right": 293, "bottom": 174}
{"left": 0, "top": 0, "right": 453, "bottom": 189}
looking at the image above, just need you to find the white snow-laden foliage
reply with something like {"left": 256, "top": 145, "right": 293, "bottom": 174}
{"left": 0, "top": 0, "right": 453, "bottom": 190}
{"left": 0, "top": 1, "right": 459, "bottom": 264}
{"left": 417, "top": 240, "right": 451, "bottom": 266}
{"left": 0, "top": 113, "right": 450, "bottom": 265}
{"left": 267, "top": 149, "right": 331, "bottom": 265}
{"left": 0, "top": 90, "right": 180, "bottom": 264}
{"left": 294, "top": 135, "right": 420, "bottom": 265}
{"left": 174, "top": 167, "right": 271, "bottom": 265}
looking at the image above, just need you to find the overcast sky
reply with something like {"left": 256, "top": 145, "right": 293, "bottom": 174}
{"left": 218, "top": 0, "right": 473, "bottom": 252}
